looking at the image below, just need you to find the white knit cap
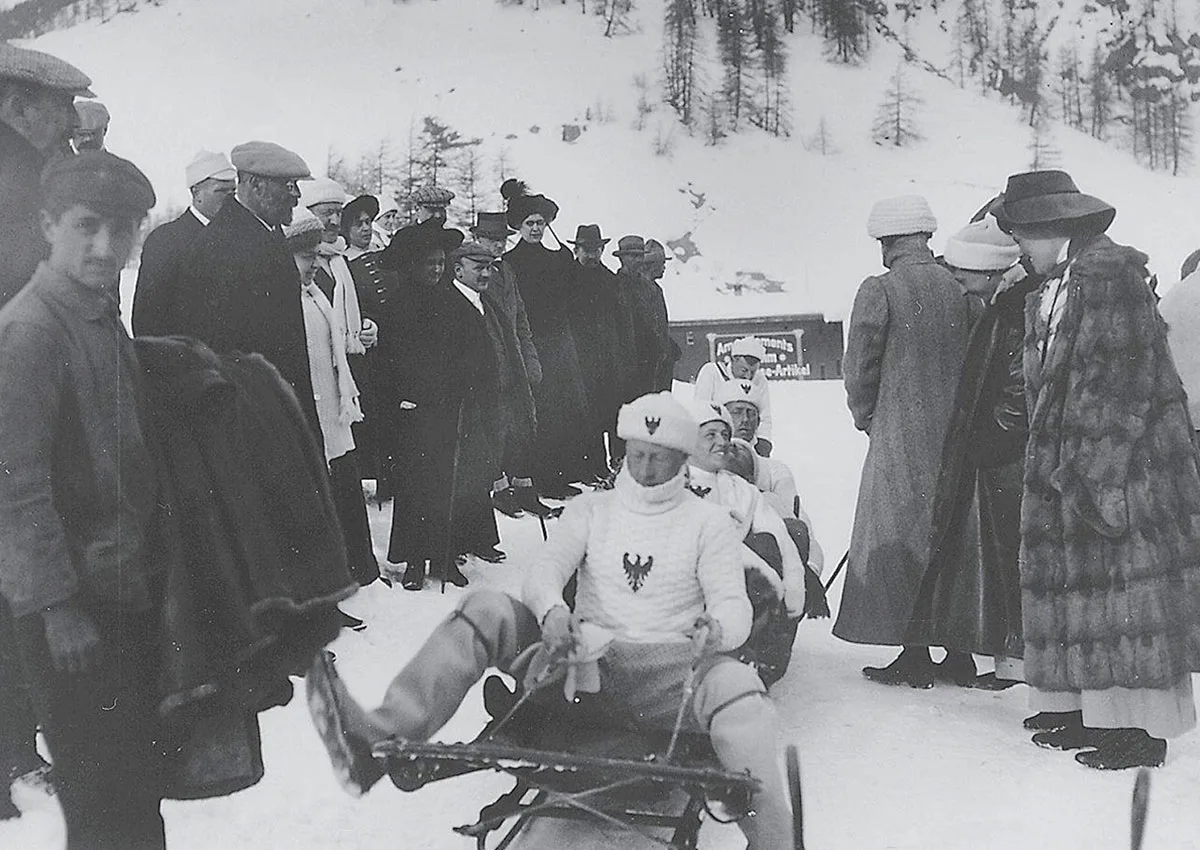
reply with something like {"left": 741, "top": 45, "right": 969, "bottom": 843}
{"left": 282, "top": 206, "right": 324, "bottom": 242}
{"left": 867, "top": 194, "right": 938, "bottom": 239}
{"left": 299, "top": 177, "right": 347, "bottom": 209}
{"left": 943, "top": 217, "right": 1021, "bottom": 271}
{"left": 377, "top": 196, "right": 400, "bottom": 217}
{"left": 730, "top": 336, "right": 766, "bottom": 361}
{"left": 185, "top": 150, "right": 236, "bottom": 188}
{"left": 617, "top": 391, "right": 698, "bottom": 454}
{"left": 714, "top": 378, "right": 766, "bottom": 411}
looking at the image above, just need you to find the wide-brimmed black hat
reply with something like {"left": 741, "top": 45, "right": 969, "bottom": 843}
{"left": 379, "top": 220, "right": 464, "bottom": 271}
{"left": 342, "top": 194, "right": 379, "bottom": 223}
{"left": 506, "top": 193, "right": 558, "bottom": 229}
{"left": 567, "top": 224, "right": 610, "bottom": 247}
{"left": 993, "top": 170, "right": 1115, "bottom": 235}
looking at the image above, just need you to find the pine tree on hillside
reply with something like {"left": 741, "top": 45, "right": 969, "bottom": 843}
{"left": 717, "top": 0, "right": 754, "bottom": 128}
{"left": 871, "top": 64, "right": 924, "bottom": 146}
{"left": 1086, "top": 39, "right": 1116, "bottom": 141}
{"left": 412, "top": 117, "right": 482, "bottom": 189}
{"left": 1028, "top": 110, "right": 1060, "bottom": 168}
{"left": 819, "top": 0, "right": 872, "bottom": 64}
{"left": 663, "top": 0, "right": 701, "bottom": 125}
{"left": 749, "top": 5, "right": 791, "bottom": 136}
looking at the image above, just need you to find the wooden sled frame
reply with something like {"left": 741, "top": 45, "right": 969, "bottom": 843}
{"left": 375, "top": 735, "right": 806, "bottom": 850}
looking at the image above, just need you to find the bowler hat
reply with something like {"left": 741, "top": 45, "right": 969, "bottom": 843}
{"left": 379, "top": 220, "right": 464, "bottom": 271}
{"left": 993, "top": 170, "right": 1115, "bottom": 234}
{"left": 471, "top": 211, "right": 514, "bottom": 240}
{"left": 613, "top": 235, "right": 645, "bottom": 257}
{"left": 567, "top": 224, "right": 610, "bottom": 248}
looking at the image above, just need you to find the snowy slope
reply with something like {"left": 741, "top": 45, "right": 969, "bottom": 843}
{"left": 4, "top": 381, "right": 1200, "bottom": 850}
{"left": 18, "top": 0, "right": 1200, "bottom": 327}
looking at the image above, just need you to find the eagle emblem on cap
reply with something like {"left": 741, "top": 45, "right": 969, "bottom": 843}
{"left": 623, "top": 553, "right": 654, "bottom": 592}
{"left": 740, "top": 382, "right": 752, "bottom": 393}
{"left": 644, "top": 416, "right": 661, "bottom": 434}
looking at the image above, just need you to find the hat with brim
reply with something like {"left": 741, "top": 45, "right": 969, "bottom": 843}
{"left": 471, "top": 211, "right": 515, "bottom": 240}
{"left": 645, "top": 239, "right": 671, "bottom": 262}
{"left": 613, "top": 234, "right": 645, "bottom": 257}
{"left": 506, "top": 193, "right": 559, "bottom": 229}
{"left": 379, "top": 221, "right": 464, "bottom": 271}
{"left": 0, "top": 44, "right": 94, "bottom": 96}
{"left": 342, "top": 194, "right": 380, "bottom": 224}
{"left": 41, "top": 150, "right": 155, "bottom": 220}
{"left": 567, "top": 224, "right": 610, "bottom": 248}
{"left": 993, "top": 170, "right": 1116, "bottom": 235}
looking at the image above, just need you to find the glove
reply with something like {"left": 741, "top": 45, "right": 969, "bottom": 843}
{"left": 783, "top": 573, "right": 806, "bottom": 620}
{"left": 754, "top": 438, "right": 773, "bottom": 457}
{"left": 359, "top": 318, "right": 378, "bottom": 348}
{"left": 540, "top": 606, "right": 579, "bottom": 657}
{"left": 43, "top": 602, "right": 101, "bottom": 674}
{"left": 687, "top": 614, "right": 724, "bottom": 661}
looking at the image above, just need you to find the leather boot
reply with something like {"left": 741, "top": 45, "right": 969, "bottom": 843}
{"left": 863, "top": 647, "right": 934, "bottom": 688}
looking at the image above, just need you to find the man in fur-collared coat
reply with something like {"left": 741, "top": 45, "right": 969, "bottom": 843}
{"left": 833, "top": 196, "right": 973, "bottom": 688}
{"left": 996, "top": 170, "right": 1200, "bottom": 770}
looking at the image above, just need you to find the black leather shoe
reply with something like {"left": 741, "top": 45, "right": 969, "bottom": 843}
{"left": 470, "top": 546, "right": 507, "bottom": 564}
{"left": 433, "top": 560, "right": 469, "bottom": 588}
{"left": 491, "top": 488, "right": 525, "bottom": 518}
{"left": 1032, "top": 724, "right": 1107, "bottom": 751}
{"left": 1024, "top": 710, "right": 1081, "bottom": 731}
{"left": 514, "top": 486, "right": 563, "bottom": 518}
{"left": 862, "top": 651, "right": 934, "bottom": 689}
{"left": 401, "top": 562, "right": 425, "bottom": 591}
{"left": 973, "top": 672, "right": 1021, "bottom": 691}
{"left": 1075, "top": 729, "right": 1166, "bottom": 770}
{"left": 934, "top": 651, "right": 977, "bottom": 687}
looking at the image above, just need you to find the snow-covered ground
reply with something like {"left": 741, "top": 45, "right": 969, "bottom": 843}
{"left": 5, "top": 379, "right": 1200, "bottom": 850}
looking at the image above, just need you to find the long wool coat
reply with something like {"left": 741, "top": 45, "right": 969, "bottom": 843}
{"left": 504, "top": 241, "right": 590, "bottom": 484}
{"left": 907, "top": 273, "right": 1039, "bottom": 656}
{"left": 132, "top": 209, "right": 205, "bottom": 336}
{"left": 0, "top": 121, "right": 47, "bottom": 308}
{"left": 833, "top": 241, "right": 973, "bottom": 646}
{"left": 1021, "top": 234, "right": 1200, "bottom": 692}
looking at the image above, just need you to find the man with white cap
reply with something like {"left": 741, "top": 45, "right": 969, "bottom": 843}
{"left": 906, "top": 213, "right": 1031, "bottom": 690}
{"left": 0, "top": 40, "right": 93, "bottom": 819}
{"left": 0, "top": 42, "right": 94, "bottom": 307}
{"left": 306, "top": 390, "right": 796, "bottom": 849}
{"left": 132, "top": 149, "right": 236, "bottom": 335}
{"left": 833, "top": 194, "right": 973, "bottom": 689}
{"left": 694, "top": 335, "right": 775, "bottom": 456}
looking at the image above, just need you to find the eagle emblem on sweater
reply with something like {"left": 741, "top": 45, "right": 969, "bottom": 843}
{"left": 687, "top": 484, "right": 712, "bottom": 499}
{"left": 623, "top": 553, "right": 654, "bottom": 592}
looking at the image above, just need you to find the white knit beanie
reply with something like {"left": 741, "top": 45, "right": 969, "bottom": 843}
{"left": 867, "top": 194, "right": 938, "bottom": 239}
{"left": 617, "top": 391, "right": 698, "bottom": 454}
{"left": 714, "top": 378, "right": 766, "bottom": 411}
{"left": 730, "top": 336, "right": 767, "bottom": 361}
{"left": 942, "top": 217, "right": 1020, "bottom": 271}
{"left": 299, "top": 177, "right": 347, "bottom": 209}
{"left": 687, "top": 399, "right": 732, "bottom": 429}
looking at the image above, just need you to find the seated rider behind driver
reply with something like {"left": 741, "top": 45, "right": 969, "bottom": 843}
{"left": 694, "top": 335, "right": 774, "bottom": 456}
{"left": 307, "top": 391, "right": 795, "bottom": 850}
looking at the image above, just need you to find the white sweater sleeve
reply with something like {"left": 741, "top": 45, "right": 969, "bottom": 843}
{"left": 696, "top": 514, "right": 753, "bottom": 650}
{"left": 693, "top": 362, "right": 721, "bottom": 404}
{"left": 756, "top": 372, "right": 773, "bottom": 440}
{"left": 522, "top": 497, "right": 591, "bottom": 622}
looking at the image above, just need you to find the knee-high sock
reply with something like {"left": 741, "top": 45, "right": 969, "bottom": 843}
{"left": 366, "top": 590, "right": 538, "bottom": 742}
{"left": 708, "top": 695, "right": 793, "bottom": 850}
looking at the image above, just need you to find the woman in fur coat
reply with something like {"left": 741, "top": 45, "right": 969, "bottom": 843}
{"left": 997, "top": 170, "right": 1200, "bottom": 770}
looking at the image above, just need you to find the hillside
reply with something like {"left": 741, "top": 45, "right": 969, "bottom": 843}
{"left": 17, "top": 0, "right": 1200, "bottom": 324}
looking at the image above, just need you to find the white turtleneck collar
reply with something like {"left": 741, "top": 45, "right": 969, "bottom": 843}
{"left": 614, "top": 465, "right": 688, "bottom": 514}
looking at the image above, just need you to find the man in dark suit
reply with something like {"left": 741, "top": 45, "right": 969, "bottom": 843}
{"left": 0, "top": 41, "right": 93, "bottom": 820}
{"left": 132, "top": 150, "right": 235, "bottom": 335}
{"left": 165, "top": 140, "right": 320, "bottom": 436}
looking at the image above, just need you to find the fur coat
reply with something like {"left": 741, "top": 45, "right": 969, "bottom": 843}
{"left": 1021, "top": 234, "right": 1200, "bottom": 691}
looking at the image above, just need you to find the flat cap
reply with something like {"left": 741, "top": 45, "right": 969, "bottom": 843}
{"left": 411, "top": 185, "right": 455, "bottom": 207}
{"left": 452, "top": 241, "right": 496, "bottom": 262}
{"left": 42, "top": 150, "right": 156, "bottom": 219}
{"left": 185, "top": 150, "right": 236, "bottom": 188}
{"left": 0, "top": 43, "right": 93, "bottom": 96}
{"left": 74, "top": 100, "right": 109, "bottom": 131}
{"left": 230, "top": 140, "right": 311, "bottom": 179}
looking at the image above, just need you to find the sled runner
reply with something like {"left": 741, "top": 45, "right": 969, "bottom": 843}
{"left": 373, "top": 659, "right": 805, "bottom": 850}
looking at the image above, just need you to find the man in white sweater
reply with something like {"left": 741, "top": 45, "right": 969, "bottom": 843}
{"left": 306, "top": 391, "right": 794, "bottom": 849}
{"left": 694, "top": 336, "right": 775, "bottom": 456}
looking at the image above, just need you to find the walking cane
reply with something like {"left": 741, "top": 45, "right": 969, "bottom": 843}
{"left": 823, "top": 550, "right": 850, "bottom": 593}
{"left": 440, "top": 396, "right": 467, "bottom": 595}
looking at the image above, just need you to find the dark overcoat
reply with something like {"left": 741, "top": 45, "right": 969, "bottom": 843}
{"left": 504, "top": 241, "right": 590, "bottom": 484}
{"left": 485, "top": 260, "right": 541, "bottom": 386}
{"left": 132, "top": 209, "right": 205, "bottom": 336}
{"left": 907, "top": 273, "right": 1039, "bottom": 656}
{"left": 0, "top": 121, "right": 47, "bottom": 308}
{"left": 1021, "top": 234, "right": 1200, "bottom": 691}
{"left": 833, "top": 241, "right": 973, "bottom": 646}
{"left": 169, "top": 199, "right": 321, "bottom": 442}
{"left": 615, "top": 269, "right": 662, "bottom": 402}
{"left": 481, "top": 277, "right": 537, "bottom": 471}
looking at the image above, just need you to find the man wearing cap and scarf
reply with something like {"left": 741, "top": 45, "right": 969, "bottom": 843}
{"left": 565, "top": 224, "right": 631, "bottom": 481}
{"left": 167, "top": 140, "right": 323, "bottom": 444}
{"left": 409, "top": 184, "right": 455, "bottom": 226}
{"left": 992, "top": 171, "right": 1200, "bottom": 770}
{"left": 0, "top": 43, "right": 93, "bottom": 308}
{"left": 906, "top": 214, "right": 1033, "bottom": 691}
{"left": 132, "top": 149, "right": 236, "bottom": 336}
{"left": 834, "top": 194, "right": 973, "bottom": 689}
{"left": 0, "top": 151, "right": 167, "bottom": 847}
{"left": 306, "top": 390, "right": 796, "bottom": 850}
{"left": 0, "top": 41, "right": 94, "bottom": 819}
{"left": 470, "top": 212, "right": 553, "bottom": 519}
{"left": 72, "top": 100, "right": 108, "bottom": 152}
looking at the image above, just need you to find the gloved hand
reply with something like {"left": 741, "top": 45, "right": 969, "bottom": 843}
{"left": 783, "top": 573, "right": 807, "bottom": 620}
{"left": 687, "top": 614, "right": 724, "bottom": 661}
{"left": 540, "top": 606, "right": 580, "bottom": 657}
{"left": 754, "top": 438, "right": 773, "bottom": 457}
{"left": 43, "top": 602, "right": 101, "bottom": 674}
